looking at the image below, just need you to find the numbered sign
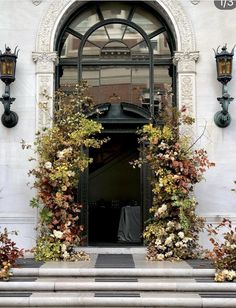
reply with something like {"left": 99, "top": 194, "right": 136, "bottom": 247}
{"left": 214, "top": 0, "right": 236, "bottom": 9}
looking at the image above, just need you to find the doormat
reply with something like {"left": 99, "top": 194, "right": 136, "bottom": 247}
{"left": 95, "top": 254, "right": 135, "bottom": 268}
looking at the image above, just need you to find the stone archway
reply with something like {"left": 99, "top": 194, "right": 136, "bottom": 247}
{"left": 32, "top": 0, "right": 199, "bottom": 130}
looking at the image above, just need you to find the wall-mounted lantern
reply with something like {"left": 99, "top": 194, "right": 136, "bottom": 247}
{"left": 214, "top": 44, "right": 235, "bottom": 128}
{"left": 0, "top": 46, "right": 19, "bottom": 128}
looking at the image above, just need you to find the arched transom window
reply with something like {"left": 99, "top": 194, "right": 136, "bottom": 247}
{"left": 56, "top": 1, "right": 176, "bottom": 116}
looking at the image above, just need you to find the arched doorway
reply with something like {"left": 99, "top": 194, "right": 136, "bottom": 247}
{"left": 54, "top": 1, "right": 176, "bottom": 245}
{"left": 32, "top": 0, "right": 201, "bottom": 246}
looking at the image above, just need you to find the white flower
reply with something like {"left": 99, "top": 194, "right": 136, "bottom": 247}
{"left": 67, "top": 171, "right": 75, "bottom": 177}
{"left": 164, "top": 237, "right": 173, "bottom": 246}
{"left": 156, "top": 254, "right": 165, "bottom": 261}
{"left": 63, "top": 251, "right": 70, "bottom": 259}
{"left": 158, "top": 204, "right": 167, "bottom": 214}
{"left": 155, "top": 239, "right": 162, "bottom": 246}
{"left": 167, "top": 221, "right": 175, "bottom": 228}
{"left": 57, "top": 151, "right": 64, "bottom": 159}
{"left": 178, "top": 232, "right": 185, "bottom": 239}
{"left": 53, "top": 230, "right": 63, "bottom": 239}
{"left": 61, "top": 244, "right": 67, "bottom": 252}
{"left": 175, "top": 241, "right": 182, "bottom": 248}
{"left": 227, "top": 270, "right": 236, "bottom": 281}
{"left": 165, "top": 251, "right": 173, "bottom": 258}
{"left": 44, "top": 161, "right": 52, "bottom": 169}
{"left": 183, "top": 237, "right": 192, "bottom": 243}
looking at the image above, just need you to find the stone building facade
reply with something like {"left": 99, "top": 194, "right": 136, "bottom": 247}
{"left": 0, "top": 0, "right": 235, "bottom": 249}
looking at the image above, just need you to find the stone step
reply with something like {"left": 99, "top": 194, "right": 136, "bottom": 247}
{"left": 12, "top": 267, "right": 215, "bottom": 277}
{"left": 0, "top": 294, "right": 236, "bottom": 307}
{"left": 0, "top": 281, "right": 236, "bottom": 292}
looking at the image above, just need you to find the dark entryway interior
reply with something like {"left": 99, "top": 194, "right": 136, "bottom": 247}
{"left": 88, "top": 133, "right": 141, "bottom": 245}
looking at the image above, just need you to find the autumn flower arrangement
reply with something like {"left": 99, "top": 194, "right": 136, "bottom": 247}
{"left": 132, "top": 107, "right": 214, "bottom": 260}
{"left": 22, "top": 82, "right": 107, "bottom": 261}
{"left": 0, "top": 228, "right": 24, "bottom": 280}
{"left": 206, "top": 218, "right": 236, "bottom": 282}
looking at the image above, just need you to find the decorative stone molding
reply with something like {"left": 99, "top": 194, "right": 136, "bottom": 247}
{"left": 0, "top": 214, "right": 36, "bottom": 224}
{"left": 173, "top": 51, "right": 199, "bottom": 117}
{"left": 34, "top": 0, "right": 198, "bottom": 124}
{"left": 32, "top": 52, "right": 57, "bottom": 130}
{"left": 36, "top": 0, "right": 195, "bottom": 52}
{"left": 32, "top": 52, "right": 58, "bottom": 74}
{"left": 37, "top": 0, "right": 71, "bottom": 52}
{"left": 32, "top": 0, "right": 42, "bottom": 5}
{"left": 173, "top": 51, "right": 199, "bottom": 73}
{"left": 204, "top": 214, "right": 236, "bottom": 224}
{"left": 156, "top": 0, "right": 195, "bottom": 51}
{"left": 190, "top": 0, "right": 200, "bottom": 4}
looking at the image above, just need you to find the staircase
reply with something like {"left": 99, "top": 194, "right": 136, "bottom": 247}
{"left": 0, "top": 249, "right": 236, "bottom": 307}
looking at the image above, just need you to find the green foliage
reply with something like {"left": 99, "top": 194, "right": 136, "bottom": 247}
{"left": 133, "top": 107, "right": 214, "bottom": 260}
{"left": 34, "top": 236, "right": 62, "bottom": 261}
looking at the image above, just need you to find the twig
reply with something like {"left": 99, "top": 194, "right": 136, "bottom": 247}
{"left": 187, "top": 120, "right": 207, "bottom": 151}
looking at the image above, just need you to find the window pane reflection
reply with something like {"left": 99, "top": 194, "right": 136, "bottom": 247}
{"left": 88, "top": 26, "right": 109, "bottom": 48}
{"left": 132, "top": 67, "right": 149, "bottom": 108}
{"left": 82, "top": 67, "right": 100, "bottom": 104}
{"left": 154, "top": 66, "right": 172, "bottom": 114}
{"left": 100, "top": 66, "right": 131, "bottom": 103}
{"left": 132, "top": 7, "right": 163, "bottom": 35}
{"left": 60, "top": 66, "right": 77, "bottom": 86}
{"left": 151, "top": 33, "right": 171, "bottom": 56}
{"left": 123, "top": 26, "right": 143, "bottom": 48}
{"left": 61, "top": 34, "right": 80, "bottom": 58}
{"left": 70, "top": 7, "right": 99, "bottom": 35}
{"left": 100, "top": 2, "right": 132, "bottom": 20}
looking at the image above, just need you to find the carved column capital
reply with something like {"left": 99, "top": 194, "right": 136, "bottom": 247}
{"left": 32, "top": 52, "right": 58, "bottom": 74}
{"left": 173, "top": 51, "right": 199, "bottom": 73}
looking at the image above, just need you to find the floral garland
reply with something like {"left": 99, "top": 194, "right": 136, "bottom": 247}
{"left": 132, "top": 108, "right": 214, "bottom": 260}
{"left": 22, "top": 82, "right": 107, "bottom": 261}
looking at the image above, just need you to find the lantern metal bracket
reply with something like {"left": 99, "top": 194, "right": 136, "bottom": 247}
{"left": 214, "top": 84, "right": 233, "bottom": 128}
{"left": 0, "top": 84, "right": 18, "bottom": 128}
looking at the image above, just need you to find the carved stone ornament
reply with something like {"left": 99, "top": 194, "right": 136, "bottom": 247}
{"left": 36, "top": 0, "right": 195, "bottom": 52}
{"left": 32, "top": 52, "right": 58, "bottom": 73}
{"left": 157, "top": 0, "right": 195, "bottom": 51}
{"left": 32, "top": 0, "right": 42, "bottom": 5}
{"left": 173, "top": 51, "right": 199, "bottom": 73}
{"left": 34, "top": 0, "right": 198, "bottom": 125}
{"left": 190, "top": 0, "right": 200, "bottom": 4}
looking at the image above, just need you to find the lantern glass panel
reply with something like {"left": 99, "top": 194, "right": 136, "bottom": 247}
{"left": 0, "top": 58, "right": 16, "bottom": 83}
{"left": 225, "top": 58, "right": 232, "bottom": 75}
{"left": 217, "top": 58, "right": 227, "bottom": 76}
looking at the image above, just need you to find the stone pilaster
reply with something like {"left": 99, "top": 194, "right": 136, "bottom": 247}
{"left": 173, "top": 51, "right": 199, "bottom": 117}
{"left": 32, "top": 52, "right": 58, "bottom": 130}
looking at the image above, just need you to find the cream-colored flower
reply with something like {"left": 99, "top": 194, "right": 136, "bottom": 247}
{"left": 67, "top": 171, "right": 75, "bottom": 177}
{"left": 61, "top": 244, "right": 67, "bottom": 252}
{"left": 178, "top": 232, "right": 185, "bottom": 239}
{"left": 44, "top": 161, "right": 52, "bottom": 169}
{"left": 164, "top": 237, "right": 173, "bottom": 246}
{"left": 156, "top": 254, "right": 165, "bottom": 261}
{"left": 175, "top": 241, "right": 181, "bottom": 248}
{"left": 167, "top": 221, "right": 175, "bottom": 228}
{"left": 165, "top": 251, "right": 173, "bottom": 258}
{"left": 53, "top": 230, "right": 63, "bottom": 239}
{"left": 57, "top": 151, "right": 64, "bottom": 159}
